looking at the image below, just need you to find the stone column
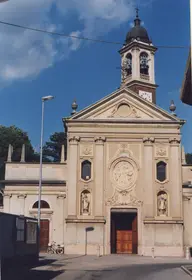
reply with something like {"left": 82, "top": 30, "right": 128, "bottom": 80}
{"left": 143, "top": 137, "right": 155, "bottom": 218}
{"left": 94, "top": 136, "right": 106, "bottom": 217}
{"left": 3, "top": 194, "right": 12, "bottom": 213}
{"left": 67, "top": 136, "right": 80, "bottom": 218}
{"left": 17, "top": 194, "right": 27, "bottom": 215}
{"left": 169, "top": 138, "right": 182, "bottom": 218}
{"left": 57, "top": 194, "right": 66, "bottom": 244}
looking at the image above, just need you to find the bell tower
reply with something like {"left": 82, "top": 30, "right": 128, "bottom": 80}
{"left": 119, "top": 8, "right": 158, "bottom": 103}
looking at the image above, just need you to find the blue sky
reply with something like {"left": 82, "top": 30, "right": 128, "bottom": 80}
{"left": 0, "top": 0, "right": 191, "bottom": 152}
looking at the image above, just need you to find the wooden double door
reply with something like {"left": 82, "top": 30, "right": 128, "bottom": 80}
{"left": 111, "top": 212, "right": 138, "bottom": 254}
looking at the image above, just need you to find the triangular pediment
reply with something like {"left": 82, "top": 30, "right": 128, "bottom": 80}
{"left": 69, "top": 88, "right": 182, "bottom": 122}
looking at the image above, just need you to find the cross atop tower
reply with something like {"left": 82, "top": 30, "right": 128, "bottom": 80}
{"left": 135, "top": 7, "right": 139, "bottom": 18}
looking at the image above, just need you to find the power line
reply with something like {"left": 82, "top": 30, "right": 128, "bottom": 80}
{"left": 0, "top": 20, "right": 189, "bottom": 50}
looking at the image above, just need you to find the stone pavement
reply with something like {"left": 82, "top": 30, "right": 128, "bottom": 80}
{"left": 37, "top": 253, "right": 192, "bottom": 271}
{"left": 4, "top": 254, "right": 192, "bottom": 279}
{"left": 29, "top": 254, "right": 192, "bottom": 279}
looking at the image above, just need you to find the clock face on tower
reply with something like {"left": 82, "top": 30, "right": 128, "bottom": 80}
{"left": 139, "top": 90, "right": 152, "bottom": 102}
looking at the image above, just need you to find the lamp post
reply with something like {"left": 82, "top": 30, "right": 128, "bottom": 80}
{"left": 37, "top": 95, "right": 54, "bottom": 251}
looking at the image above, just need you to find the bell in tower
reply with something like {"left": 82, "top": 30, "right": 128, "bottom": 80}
{"left": 119, "top": 8, "right": 158, "bottom": 104}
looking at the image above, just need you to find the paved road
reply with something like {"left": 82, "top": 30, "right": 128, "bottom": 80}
{"left": 55, "top": 264, "right": 192, "bottom": 280}
{"left": 3, "top": 255, "right": 192, "bottom": 279}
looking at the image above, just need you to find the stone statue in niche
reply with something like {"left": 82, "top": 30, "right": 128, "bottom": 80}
{"left": 81, "top": 190, "right": 90, "bottom": 215}
{"left": 157, "top": 191, "right": 168, "bottom": 216}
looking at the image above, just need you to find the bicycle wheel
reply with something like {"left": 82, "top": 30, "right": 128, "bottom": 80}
{"left": 56, "top": 247, "right": 64, "bottom": 255}
{"left": 47, "top": 247, "right": 52, "bottom": 254}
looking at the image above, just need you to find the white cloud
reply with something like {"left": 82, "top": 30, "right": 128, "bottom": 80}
{"left": 0, "top": 0, "right": 153, "bottom": 83}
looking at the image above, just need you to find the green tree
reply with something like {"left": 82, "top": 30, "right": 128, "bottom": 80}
{"left": 186, "top": 153, "right": 192, "bottom": 165}
{"left": 0, "top": 125, "right": 40, "bottom": 179}
{"left": 43, "top": 132, "right": 67, "bottom": 162}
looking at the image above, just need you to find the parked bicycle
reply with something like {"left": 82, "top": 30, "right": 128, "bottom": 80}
{"left": 47, "top": 241, "right": 64, "bottom": 255}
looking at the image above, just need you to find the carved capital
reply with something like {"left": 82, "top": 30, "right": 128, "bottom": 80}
{"left": 57, "top": 193, "right": 66, "bottom": 199}
{"left": 183, "top": 196, "right": 191, "bottom": 202}
{"left": 143, "top": 137, "right": 155, "bottom": 145}
{"left": 94, "top": 136, "right": 106, "bottom": 144}
{"left": 69, "top": 136, "right": 80, "bottom": 144}
{"left": 3, "top": 194, "right": 12, "bottom": 198}
{"left": 17, "top": 194, "right": 27, "bottom": 199}
{"left": 169, "top": 138, "right": 180, "bottom": 145}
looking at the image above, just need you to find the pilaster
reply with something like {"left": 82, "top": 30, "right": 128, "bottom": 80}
{"left": 150, "top": 51, "right": 155, "bottom": 84}
{"left": 57, "top": 193, "right": 66, "bottom": 244}
{"left": 131, "top": 47, "right": 138, "bottom": 79}
{"left": 3, "top": 194, "right": 12, "bottom": 213}
{"left": 17, "top": 194, "right": 27, "bottom": 215}
{"left": 67, "top": 136, "right": 80, "bottom": 218}
{"left": 143, "top": 137, "right": 155, "bottom": 217}
{"left": 169, "top": 137, "right": 182, "bottom": 218}
{"left": 94, "top": 136, "right": 106, "bottom": 217}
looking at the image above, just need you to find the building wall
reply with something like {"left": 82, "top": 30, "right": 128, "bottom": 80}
{"left": 2, "top": 117, "right": 192, "bottom": 256}
{"left": 65, "top": 117, "right": 184, "bottom": 256}
{"left": 182, "top": 165, "right": 192, "bottom": 183}
{"left": 2, "top": 150, "right": 192, "bottom": 256}
{"left": 5, "top": 162, "right": 67, "bottom": 181}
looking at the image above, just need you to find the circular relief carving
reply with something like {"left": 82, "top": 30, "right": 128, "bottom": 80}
{"left": 110, "top": 158, "right": 138, "bottom": 191}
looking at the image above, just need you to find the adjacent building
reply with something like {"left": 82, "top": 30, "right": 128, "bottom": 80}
{"left": 180, "top": 50, "right": 191, "bottom": 105}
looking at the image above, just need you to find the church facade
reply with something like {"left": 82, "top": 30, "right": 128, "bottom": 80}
{"left": 1, "top": 13, "right": 192, "bottom": 257}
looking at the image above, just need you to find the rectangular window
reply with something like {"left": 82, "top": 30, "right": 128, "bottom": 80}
{"left": 26, "top": 220, "right": 37, "bottom": 244}
{"left": 16, "top": 217, "right": 25, "bottom": 242}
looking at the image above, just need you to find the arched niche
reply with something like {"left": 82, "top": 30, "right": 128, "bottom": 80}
{"left": 157, "top": 191, "right": 168, "bottom": 216}
{"left": 80, "top": 190, "right": 91, "bottom": 215}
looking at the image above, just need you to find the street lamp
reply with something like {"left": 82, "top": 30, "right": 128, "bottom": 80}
{"left": 37, "top": 95, "right": 54, "bottom": 250}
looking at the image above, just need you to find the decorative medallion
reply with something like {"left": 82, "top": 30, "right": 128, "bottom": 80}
{"left": 109, "top": 102, "right": 141, "bottom": 119}
{"left": 110, "top": 157, "right": 138, "bottom": 192}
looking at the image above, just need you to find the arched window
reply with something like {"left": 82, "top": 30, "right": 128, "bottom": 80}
{"left": 126, "top": 53, "right": 132, "bottom": 75}
{"left": 156, "top": 161, "right": 167, "bottom": 182}
{"left": 32, "top": 200, "right": 50, "bottom": 209}
{"left": 140, "top": 52, "right": 149, "bottom": 75}
{"left": 81, "top": 160, "right": 91, "bottom": 181}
